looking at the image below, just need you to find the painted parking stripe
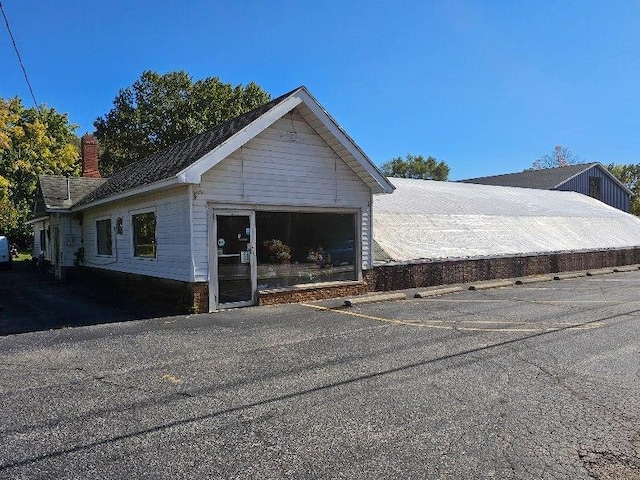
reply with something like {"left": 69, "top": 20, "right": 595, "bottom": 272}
{"left": 300, "top": 303, "right": 604, "bottom": 333}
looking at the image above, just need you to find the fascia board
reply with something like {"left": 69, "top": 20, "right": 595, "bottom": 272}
{"left": 70, "top": 177, "right": 180, "bottom": 212}
{"left": 177, "top": 95, "right": 304, "bottom": 184}
{"left": 555, "top": 163, "right": 634, "bottom": 195}
{"left": 552, "top": 164, "right": 593, "bottom": 189}
{"left": 26, "top": 215, "right": 50, "bottom": 225}
{"left": 296, "top": 89, "right": 395, "bottom": 194}
{"left": 593, "top": 163, "right": 634, "bottom": 195}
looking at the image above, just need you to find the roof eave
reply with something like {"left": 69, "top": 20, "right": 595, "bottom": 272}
{"left": 177, "top": 87, "right": 395, "bottom": 194}
{"left": 552, "top": 163, "right": 595, "bottom": 189}
{"left": 25, "top": 215, "right": 50, "bottom": 225}
{"left": 177, "top": 93, "right": 305, "bottom": 184}
{"left": 296, "top": 88, "right": 395, "bottom": 194}
{"left": 71, "top": 176, "right": 183, "bottom": 212}
{"left": 555, "top": 163, "right": 634, "bottom": 195}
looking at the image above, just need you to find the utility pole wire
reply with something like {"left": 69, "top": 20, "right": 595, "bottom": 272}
{"left": 0, "top": 1, "right": 40, "bottom": 110}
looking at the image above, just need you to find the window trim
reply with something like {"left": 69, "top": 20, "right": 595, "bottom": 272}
{"left": 131, "top": 209, "right": 157, "bottom": 259}
{"left": 95, "top": 216, "right": 113, "bottom": 256}
{"left": 588, "top": 176, "right": 602, "bottom": 200}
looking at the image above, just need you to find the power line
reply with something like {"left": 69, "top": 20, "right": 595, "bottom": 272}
{"left": 0, "top": 1, "right": 39, "bottom": 110}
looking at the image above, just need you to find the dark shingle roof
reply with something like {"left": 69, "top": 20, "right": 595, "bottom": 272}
{"left": 459, "top": 164, "right": 596, "bottom": 189}
{"left": 74, "top": 86, "right": 303, "bottom": 208}
{"left": 37, "top": 175, "right": 107, "bottom": 211}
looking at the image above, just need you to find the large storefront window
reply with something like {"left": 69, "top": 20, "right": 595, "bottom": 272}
{"left": 256, "top": 212, "right": 357, "bottom": 290}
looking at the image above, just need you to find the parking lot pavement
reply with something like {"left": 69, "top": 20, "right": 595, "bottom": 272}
{"left": 0, "top": 261, "right": 169, "bottom": 335}
{"left": 0, "top": 271, "right": 639, "bottom": 479}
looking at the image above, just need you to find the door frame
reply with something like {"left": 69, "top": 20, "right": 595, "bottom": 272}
{"left": 210, "top": 209, "right": 256, "bottom": 310}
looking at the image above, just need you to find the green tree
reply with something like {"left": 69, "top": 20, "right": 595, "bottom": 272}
{"left": 94, "top": 71, "right": 271, "bottom": 175}
{"left": 532, "top": 145, "right": 580, "bottom": 169}
{"left": 0, "top": 97, "right": 79, "bottom": 245}
{"left": 380, "top": 154, "right": 450, "bottom": 180}
{"left": 606, "top": 163, "right": 640, "bottom": 216}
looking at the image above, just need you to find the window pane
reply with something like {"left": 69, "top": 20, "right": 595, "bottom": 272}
{"left": 96, "top": 219, "right": 112, "bottom": 255}
{"left": 133, "top": 212, "right": 156, "bottom": 257}
{"left": 256, "top": 212, "right": 356, "bottom": 289}
{"left": 589, "top": 176, "right": 602, "bottom": 200}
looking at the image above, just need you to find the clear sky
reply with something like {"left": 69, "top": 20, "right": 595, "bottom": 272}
{"left": 1, "top": 1, "right": 639, "bottom": 180}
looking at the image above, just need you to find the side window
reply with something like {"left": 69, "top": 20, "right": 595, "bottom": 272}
{"left": 96, "top": 219, "right": 112, "bottom": 255}
{"left": 39, "top": 229, "right": 46, "bottom": 253}
{"left": 589, "top": 176, "right": 602, "bottom": 200}
{"left": 132, "top": 211, "right": 156, "bottom": 258}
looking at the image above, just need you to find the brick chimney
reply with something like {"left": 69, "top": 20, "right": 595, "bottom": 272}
{"left": 81, "top": 134, "right": 100, "bottom": 178}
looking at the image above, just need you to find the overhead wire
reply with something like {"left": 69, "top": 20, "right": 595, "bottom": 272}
{"left": 0, "top": 1, "right": 40, "bottom": 110}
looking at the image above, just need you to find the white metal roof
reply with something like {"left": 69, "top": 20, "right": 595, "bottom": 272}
{"left": 373, "top": 178, "right": 640, "bottom": 263}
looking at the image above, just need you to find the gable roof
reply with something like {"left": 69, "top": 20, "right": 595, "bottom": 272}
{"left": 459, "top": 163, "right": 600, "bottom": 189}
{"left": 73, "top": 86, "right": 393, "bottom": 209}
{"left": 460, "top": 163, "right": 633, "bottom": 195}
{"left": 373, "top": 178, "right": 640, "bottom": 263}
{"left": 36, "top": 175, "right": 106, "bottom": 211}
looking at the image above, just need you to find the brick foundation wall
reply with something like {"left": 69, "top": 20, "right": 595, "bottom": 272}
{"left": 74, "top": 267, "right": 208, "bottom": 314}
{"left": 70, "top": 247, "right": 640, "bottom": 313}
{"left": 258, "top": 282, "right": 369, "bottom": 306}
{"left": 367, "top": 247, "right": 640, "bottom": 292}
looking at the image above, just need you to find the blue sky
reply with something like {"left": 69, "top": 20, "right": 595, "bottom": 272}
{"left": 1, "top": 1, "right": 639, "bottom": 180}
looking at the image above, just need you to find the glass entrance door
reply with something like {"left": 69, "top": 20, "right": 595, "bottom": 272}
{"left": 214, "top": 212, "right": 256, "bottom": 308}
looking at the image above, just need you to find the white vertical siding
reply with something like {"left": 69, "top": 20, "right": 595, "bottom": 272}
{"left": 58, "top": 214, "right": 83, "bottom": 267}
{"left": 82, "top": 186, "right": 192, "bottom": 282}
{"left": 31, "top": 219, "right": 48, "bottom": 259}
{"left": 192, "top": 111, "right": 372, "bottom": 282}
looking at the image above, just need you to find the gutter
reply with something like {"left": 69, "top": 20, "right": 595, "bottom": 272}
{"left": 70, "top": 176, "right": 183, "bottom": 212}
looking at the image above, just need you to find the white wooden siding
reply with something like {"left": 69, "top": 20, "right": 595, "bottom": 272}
{"left": 192, "top": 111, "right": 372, "bottom": 282}
{"left": 31, "top": 219, "right": 48, "bottom": 259}
{"left": 57, "top": 214, "right": 83, "bottom": 267}
{"left": 82, "top": 186, "right": 192, "bottom": 281}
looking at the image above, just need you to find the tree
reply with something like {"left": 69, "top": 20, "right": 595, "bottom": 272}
{"left": 532, "top": 145, "right": 580, "bottom": 169}
{"left": 94, "top": 71, "right": 271, "bottom": 175}
{"left": 380, "top": 154, "right": 449, "bottom": 180}
{"left": 0, "top": 97, "right": 80, "bottom": 246}
{"left": 606, "top": 163, "right": 640, "bottom": 216}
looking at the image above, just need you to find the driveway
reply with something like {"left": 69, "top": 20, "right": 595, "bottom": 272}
{"left": 0, "top": 269, "right": 639, "bottom": 478}
{"left": 0, "top": 261, "right": 165, "bottom": 335}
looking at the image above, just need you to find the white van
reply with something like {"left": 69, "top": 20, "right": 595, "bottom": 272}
{"left": 0, "top": 236, "right": 12, "bottom": 270}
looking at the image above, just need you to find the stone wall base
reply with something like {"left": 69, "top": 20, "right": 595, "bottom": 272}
{"left": 70, "top": 247, "right": 640, "bottom": 313}
{"left": 367, "top": 247, "right": 640, "bottom": 292}
{"left": 73, "top": 267, "right": 208, "bottom": 314}
{"left": 258, "top": 282, "right": 369, "bottom": 306}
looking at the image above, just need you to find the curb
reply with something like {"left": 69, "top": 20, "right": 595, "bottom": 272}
{"left": 585, "top": 268, "right": 614, "bottom": 276}
{"left": 553, "top": 272, "right": 587, "bottom": 281}
{"left": 468, "top": 280, "right": 514, "bottom": 291}
{"left": 414, "top": 286, "right": 464, "bottom": 298}
{"left": 613, "top": 265, "right": 640, "bottom": 273}
{"left": 515, "top": 276, "right": 552, "bottom": 285}
{"left": 344, "top": 292, "right": 407, "bottom": 307}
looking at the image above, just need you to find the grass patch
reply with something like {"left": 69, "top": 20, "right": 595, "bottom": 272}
{"left": 14, "top": 252, "right": 32, "bottom": 262}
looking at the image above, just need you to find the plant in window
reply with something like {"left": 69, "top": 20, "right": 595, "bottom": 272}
{"left": 263, "top": 239, "right": 291, "bottom": 264}
{"left": 307, "top": 247, "right": 332, "bottom": 268}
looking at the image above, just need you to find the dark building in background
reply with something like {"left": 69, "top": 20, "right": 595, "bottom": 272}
{"left": 460, "top": 163, "right": 633, "bottom": 213}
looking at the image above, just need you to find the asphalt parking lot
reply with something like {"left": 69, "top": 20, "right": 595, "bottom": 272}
{"left": 0, "top": 269, "right": 639, "bottom": 479}
{"left": 0, "top": 261, "right": 170, "bottom": 335}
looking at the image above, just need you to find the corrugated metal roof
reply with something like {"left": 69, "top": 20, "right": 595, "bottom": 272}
{"left": 373, "top": 178, "right": 640, "bottom": 263}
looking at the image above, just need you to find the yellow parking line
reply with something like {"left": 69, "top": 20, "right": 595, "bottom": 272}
{"left": 414, "top": 299, "right": 622, "bottom": 304}
{"left": 300, "top": 303, "right": 603, "bottom": 333}
{"left": 300, "top": 303, "right": 455, "bottom": 330}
